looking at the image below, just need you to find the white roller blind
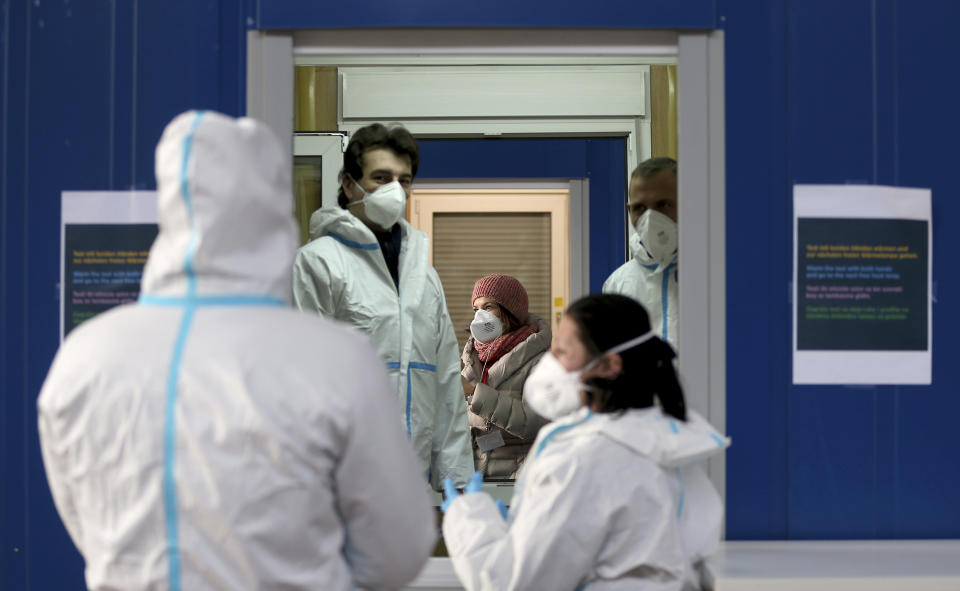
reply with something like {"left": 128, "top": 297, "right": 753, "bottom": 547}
{"left": 432, "top": 212, "right": 551, "bottom": 352}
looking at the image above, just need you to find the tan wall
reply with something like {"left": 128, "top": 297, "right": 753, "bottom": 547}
{"left": 294, "top": 66, "right": 338, "bottom": 132}
{"left": 650, "top": 65, "right": 677, "bottom": 160}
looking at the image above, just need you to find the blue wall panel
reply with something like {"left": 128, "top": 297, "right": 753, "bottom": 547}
{"left": 785, "top": 0, "right": 885, "bottom": 540}
{"left": 584, "top": 138, "right": 630, "bottom": 292}
{"left": 2, "top": 3, "right": 32, "bottom": 588}
{"left": 720, "top": 0, "right": 960, "bottom": 539}
{"left": 257, "top": 0, "right": 716, "bottom": 30}
{"left": 718, "top": 0, "right": 791, "bottom": 539}
{"left": 24, "top": 4, "right": 115, "bottom": 588}
{"left": 892, "top": 0, "right": 960, "bottom": 538}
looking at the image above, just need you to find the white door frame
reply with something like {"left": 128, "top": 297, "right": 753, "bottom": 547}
{"left": 247, "top": 24, "right": 726, "bottom": 505}
{"left": 293, "top": 133, "right": 348, "bottom": 209}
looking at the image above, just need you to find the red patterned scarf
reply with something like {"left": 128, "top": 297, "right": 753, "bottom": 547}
{"left": 474, "top": 322, "right": 539, "bottom": 382}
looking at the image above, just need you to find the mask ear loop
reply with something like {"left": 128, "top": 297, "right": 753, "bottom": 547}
{"left": 345, "top": 175, "right": 368, "bottom": 205}
{"left": 580, "top": 329, "right": 657, "bottom": 381}
{"left": 606, "top": 330, "right": 656, "bottom": 356}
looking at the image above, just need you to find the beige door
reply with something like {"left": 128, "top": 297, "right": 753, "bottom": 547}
{"left": 410, "top": 187, "right": 569, "bottom": 352}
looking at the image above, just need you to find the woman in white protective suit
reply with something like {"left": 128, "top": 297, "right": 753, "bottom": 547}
{"left": 441, "top": 294, "right": 730, "bottom": 591}
{"left": 37, "top": 111, "right": 436, "bottom": 591}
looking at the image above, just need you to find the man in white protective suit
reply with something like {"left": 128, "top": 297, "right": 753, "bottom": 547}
{"left": 603, "top": 157, "right": 680, "bottom": 350}
{"left": 37, "top": 111, "right": 436, "bottom": 591}
{"left": 293, "top": 123, "right": 473, "bottom": 491}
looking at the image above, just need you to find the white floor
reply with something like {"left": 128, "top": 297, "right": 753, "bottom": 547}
{"left": 405, "top": 540, "right": 960, "bottom": 590}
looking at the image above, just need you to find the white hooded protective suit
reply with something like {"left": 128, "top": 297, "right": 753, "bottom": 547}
{"left": 292, "top": 208, "right": 474, "bottom": 490}
{"left": 602, "top": 238, "right": 679, "bottom": 351}
{"left": 442, "top": 406, "right": 729, "bottom": 591}
{"left": 37, "top": 111, "right": 436, "bottom": 591}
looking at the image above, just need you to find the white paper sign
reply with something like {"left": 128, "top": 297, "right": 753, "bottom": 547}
{"left": 60, "top": 191, "right": 158, "bottom": 341}
{"left": 793, "top": 185, "right": 932, "bottom": 385}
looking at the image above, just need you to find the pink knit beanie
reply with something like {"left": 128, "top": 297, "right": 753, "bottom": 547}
{"left": 471, "top": 274, "right": 529, "bottom": 324}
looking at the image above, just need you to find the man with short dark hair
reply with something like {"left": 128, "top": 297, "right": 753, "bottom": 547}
{"left": 293, "top": 123, "right": 473, "bottom": 491}
{"left": 603, "top": 157, "right": 679, "bottom": 349}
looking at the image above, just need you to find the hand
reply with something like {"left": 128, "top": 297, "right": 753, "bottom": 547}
{"left": 441, "top": 471, "right": 483, "bottom": 513}
{"left": 462, "top": 378, "right": 477, "bottom": 398}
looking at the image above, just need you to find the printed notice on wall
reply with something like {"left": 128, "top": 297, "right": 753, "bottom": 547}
{"left": 61, "top": 192, "right": 158, "bottom": 341}
{"left": 793, "top": 185, "right": 932, "bottom": 384}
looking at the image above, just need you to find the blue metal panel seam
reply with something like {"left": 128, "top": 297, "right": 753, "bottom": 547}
{"left": 131, "top": 0, "right": 139, "bottom": 186}
{"left": 21, "top": 2, "right": 33, "bottom": 586}
{"left": 0, "top": 0, "right": 10, "bottom": 583}
{"left": 108, "top": 0, "right": 115, "bottom": 187}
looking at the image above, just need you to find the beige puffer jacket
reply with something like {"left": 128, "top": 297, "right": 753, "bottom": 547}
{"left": 461, "top": 314, "right": 551, "bottom": 479}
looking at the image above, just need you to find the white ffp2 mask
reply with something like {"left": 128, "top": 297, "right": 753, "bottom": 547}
{"left": 350, "top": 179, "right": 406, "bottom": 229}
{"left": 523, "top": 353, "right": 586, "bottom": 420}
{"left": 470, "top": 309, "right": 503, "bottom": 343}
{"left": 632, "top": 210, "right": 678, "bottom": 269}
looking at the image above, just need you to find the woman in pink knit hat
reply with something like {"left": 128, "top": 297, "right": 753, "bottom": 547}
{"left": 462, "top": 274, "right": 552, "bottom": 479}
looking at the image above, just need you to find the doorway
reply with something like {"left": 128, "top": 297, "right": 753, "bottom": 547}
{"left": 252, "top": 27, "right": 727, "bottom": 496}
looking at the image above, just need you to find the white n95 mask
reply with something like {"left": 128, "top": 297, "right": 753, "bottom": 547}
{"left": 523, "top": 353, "right": 586, "bottom": 420}
{"left": 524, "top": 330, "right": 656, "bottom": 420}
{"left": 470, "top": 309, "right": 503, "bottom": 343}
{"left": 633, "top": 209, "right": 678, "bottom": 269}
{"left": 350, "top": 179, "right": 407, "bottom": 229}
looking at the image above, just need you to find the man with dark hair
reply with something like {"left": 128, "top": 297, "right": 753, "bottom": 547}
{"left": 293, "top": 123, "right": 473, "bottom": 491}
{"left": 603, "top": 157, "right": 679, "bottom": 350}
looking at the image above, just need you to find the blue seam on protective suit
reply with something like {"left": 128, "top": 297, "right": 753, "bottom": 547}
{"left": 661, "top": 262, "right": 676, "bottom": 342}
{"left": 163, "top": 110, "right": 205, "bottom": 591}
{"left": 329, "top": 233, "right": 379, "bottom": 251}
{"left": 403, "top": 362, "right": 437, "bottom": 437}
{"left": 675, "top": 468, "right": 685, "bottom": 518}
{"left": 140, "top": 294, "right": 285, "bottom": 307}
{"left": 384, "top": 360, "right": 401, "bottom": 436}
{"left": 669, "top": 419, "right": 679, "bottom": 434}
{"left": 710, "top": 433, "right": 726, "bottom": 447}
{"left": 180, "top": 117, "right": 204, "bottom": 298}
{"left": 405, "top": 370, "right": 413, "bottom": 437}
{"left": 164, "top": 305, "right": 193, "bottom": 591}
{"left": 535, "top": 410, "right": 594, "bottom": 458}
{"left": 640, "top": 262, "right": 660, "bottom": 271}
{"left": 408, "top": 361, "right": 437, "bottom": 371}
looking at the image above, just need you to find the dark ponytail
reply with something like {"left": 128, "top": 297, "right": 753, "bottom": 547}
{"left": 566, "top": 294, "right": 686, "bottom": 421}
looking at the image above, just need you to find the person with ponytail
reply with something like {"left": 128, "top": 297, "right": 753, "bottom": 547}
{"left": 441, "top": 294, "right": 730, "bottom": 591}
{"left": 462, "top": 274, "right": 551, "bottom": 479}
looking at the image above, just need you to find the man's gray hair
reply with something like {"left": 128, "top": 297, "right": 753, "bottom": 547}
{"left": 631, "top": 157, "right": 677, "bottom": 180}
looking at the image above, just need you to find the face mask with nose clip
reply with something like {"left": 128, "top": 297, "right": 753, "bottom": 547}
{"left": 632, "top": 209, "right": 678, "bottom": 270}
{"left": 470, "top": 308, "right": 504, "bottom": 344}
{"left": 348, "top": 176, "right": 407, "bottom": 229}
{"left": 524, "top": 330, "right": 657, "bottom": 420}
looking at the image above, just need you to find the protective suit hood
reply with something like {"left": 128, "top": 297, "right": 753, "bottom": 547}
{"left": 308, "top": 205, "right": 383, "bottom": 243}
{"left": 562, "top": 406, "right": 729, "bottom": 468}
{"left": 141, "top": 111, "right": 298, "bottom": 301}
